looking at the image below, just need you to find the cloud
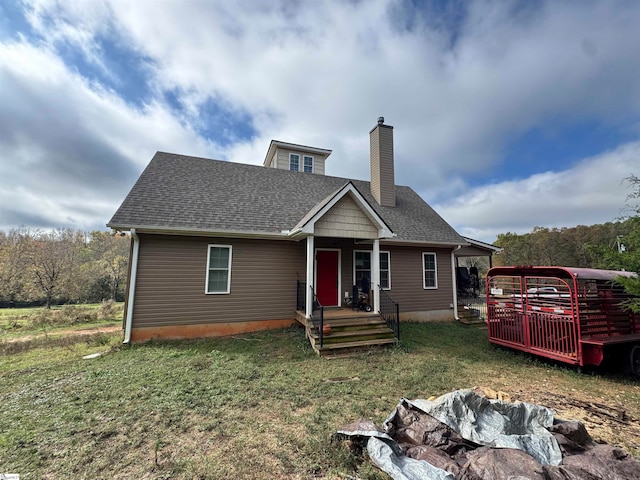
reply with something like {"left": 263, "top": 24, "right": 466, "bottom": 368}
{"left": 81, "top": 0, "right": 640, "bottom": 189}
{"left": 0, "top": 40, "right": 217, "bottom": 231}
{"left": 2, "top": 0, "right": 640, "bottom": 237}
{"left": 435, "top": 141, "right": 640, "bottom": 243}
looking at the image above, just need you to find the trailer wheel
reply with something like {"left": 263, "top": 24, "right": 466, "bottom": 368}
{"left": 630, "top": 345, "right": 640, "bottom": 378}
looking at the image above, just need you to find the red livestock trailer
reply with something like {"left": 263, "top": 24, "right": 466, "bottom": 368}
{"left": 486, "top": 266, "right": 640, "bottom": 375}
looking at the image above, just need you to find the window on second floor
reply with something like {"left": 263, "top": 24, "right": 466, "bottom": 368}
{"left": 289, "top": 153, "right": 300, "bottom": 171}
{"left": 303, "top": 155, "right": 313, "bottom": 173}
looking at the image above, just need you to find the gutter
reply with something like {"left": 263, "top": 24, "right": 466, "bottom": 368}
{"left": 107, "top": 225, "right": 292, "bottom": 240}
{"left": 381, "top": 238, "right": 470, "bottom": 247}
{"left": 123, "top": 228, "right": 140, "bottom": 344}
{"left": 451, "top": 245, "right": 462, "bottom": 321}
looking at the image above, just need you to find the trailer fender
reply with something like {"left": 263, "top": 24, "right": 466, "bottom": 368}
{"left": 581, "top": 344, "right": 604, "bottom": 367}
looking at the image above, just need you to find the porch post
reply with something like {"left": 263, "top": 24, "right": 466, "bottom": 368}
{"left": 451, "top": 247, "right": 460, "bottom": 320}
{"left": 305, "top": 235, "right": 314, "bottom": 319}
{"left": 372, "top": 239, "right": 380, "bottom": 312}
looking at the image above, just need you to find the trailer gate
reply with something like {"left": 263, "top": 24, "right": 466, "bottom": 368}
{"left": 488, "top": 274, "right": 580, "bottom": 364}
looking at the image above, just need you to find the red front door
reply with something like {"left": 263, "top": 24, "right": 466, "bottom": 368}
{"left": 316, "top": 250, "right": 339, "bottom": 306}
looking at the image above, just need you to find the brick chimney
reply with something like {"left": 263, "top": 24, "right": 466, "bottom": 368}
{"left": 369, "top": 116, "right": 395, "bottom": 207}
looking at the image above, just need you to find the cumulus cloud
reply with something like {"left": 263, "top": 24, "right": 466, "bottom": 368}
{"left": 32, "top": 2, "right": 640, "bottom": 174}
{"left": 0, "top": 41, "right": 218, "bottom": 231}
{"left": 436, "top": 142, "right": 639, "bottom": 242}
{"left": 2, "top": 0, "right": 640, "bottom": 237}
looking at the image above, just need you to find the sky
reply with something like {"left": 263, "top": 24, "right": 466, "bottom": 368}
{"left": 1, "top": 0, "right": 639, "bottom": 244}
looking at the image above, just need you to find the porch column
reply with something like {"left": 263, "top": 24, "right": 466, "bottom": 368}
{"left": 372, "top": 238, "right": 380, "bottom": 312}
{"left": 451, "top": 247, "right": 460, "bottom": 320}
{"left": 305, "top": 235, "right": 314, "bottom": 319}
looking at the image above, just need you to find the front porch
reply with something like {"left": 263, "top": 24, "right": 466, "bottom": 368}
{"left": 295, "top": 307, "right": 397, "bottom": 356}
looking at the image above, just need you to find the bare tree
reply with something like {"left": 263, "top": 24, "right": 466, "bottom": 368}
{"left": 25, "top": 229, "right": 79, "bottom": 308}
{"left": 86, "top": 231, "right": 130, "bottom": 301}
{"left": 0, "top": 228, "right": 31, "bottom": 305}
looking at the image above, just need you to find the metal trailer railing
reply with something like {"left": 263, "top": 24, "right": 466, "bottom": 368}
{"left": 486, "top": 266, "right": 640, "bottom": 374}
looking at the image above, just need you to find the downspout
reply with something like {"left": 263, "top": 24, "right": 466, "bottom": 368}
{"left": 124, "top": 228, "right": 140, "bottom": 344}
{"left": 451, "top": 245, "right": 462, "bottom": 321}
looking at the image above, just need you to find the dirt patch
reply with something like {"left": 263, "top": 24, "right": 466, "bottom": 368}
{"left": 3, "top": 325, "right": 121, "bottom": 344}
{"left": 507, "top": 387, "right": 640, "bottom": 455}
{"left": 1, "top": 325, "right": 123, "bottom": 355}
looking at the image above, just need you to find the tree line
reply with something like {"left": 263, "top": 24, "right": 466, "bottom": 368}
{"left": 0, "top": 228, "right": 129, "bottom": 308}
{"left": 492, "top": 175, "right": 640, "bottom": 311}
{"left": 492, "top": 218, "right": 639, "bottom": 270}
{"left": 1, "top": 178, "right": 638, "bottom": 309}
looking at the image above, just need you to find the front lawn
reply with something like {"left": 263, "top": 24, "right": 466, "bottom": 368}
{"left": 1, "top": 322, "right": 639, "bottom": 479}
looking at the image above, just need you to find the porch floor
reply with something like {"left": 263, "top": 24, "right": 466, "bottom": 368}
{"left": 295, "top": 308, "right": 397, "bottom": 356}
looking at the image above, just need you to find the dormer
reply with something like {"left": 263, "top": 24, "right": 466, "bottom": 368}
{"left": 263, "top": 140, "right": 332, "bottom": 175}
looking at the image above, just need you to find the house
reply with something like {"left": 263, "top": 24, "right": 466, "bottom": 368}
{"left": 108, "top": 118, "right": 494, "bottom": 349}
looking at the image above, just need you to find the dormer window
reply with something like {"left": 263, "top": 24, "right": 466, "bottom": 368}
{"left": 289, "top": 154, "right": 300, "bottom": 171}
{"left": 303, "top": 155, "right": 313, "bottom": 173}
{"left": 264, "top": 140, "right": 331, "bottom": 175}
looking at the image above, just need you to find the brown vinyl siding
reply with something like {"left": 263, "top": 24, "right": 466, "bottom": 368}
{"left": 314, "top": 239, "right": 453, "bottom": 312}
{"left": 384, "top": 246, "right": 453, "bottom": 312}
{"left": 132, "top": 234, "right": 305, "bottom": 328}
{"left": 132, "top": 234, "right": 454, "bottom": 329}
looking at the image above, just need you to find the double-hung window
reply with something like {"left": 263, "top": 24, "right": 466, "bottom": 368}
{"left": 289, "top": 153, "right": 300, "bottom": 171}
{"left": 354, "top": 250, "right": 391, "bottom": 290}
{"left": 379, "top": 251, "right": 390, "bottom": 290}
{"left": 422, "top": 252, "right": 437, "bottom": 289}
{"left": 303, "top": 155, "right": 313, "bottom": 173}
{"left": 206, "top": 245, "right": 232, "bottom": 294}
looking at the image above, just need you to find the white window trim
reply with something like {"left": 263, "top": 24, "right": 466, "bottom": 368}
{"left": 303, "top": 155, "right": 314, "bottom": 173}
{"left": 205, "top": 244, "right": 232, "bottom": 294}
{"left": 289, "top": 153, "right": 300, "bottom": 171}
{"left": 353, "top": 249, "right": 391, "bottom": 290}
{"left": 422, "top": 252, "right": 438, "bottom": 290}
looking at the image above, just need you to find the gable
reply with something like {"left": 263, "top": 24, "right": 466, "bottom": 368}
{"left": 314, "top": 194, "right": 378, "bottom": 239}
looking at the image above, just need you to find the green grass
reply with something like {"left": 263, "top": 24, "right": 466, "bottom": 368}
{"left": 1, "top": 322, "right": 639, "bottom": 479}
{"left": 0, "top": 302, "right": 123, "bottom": 340}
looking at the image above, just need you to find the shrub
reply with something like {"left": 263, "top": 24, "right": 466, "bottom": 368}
{"left": 28, "top": 305, "right": 97, "bottom": 328}
{"left": 97, "top": 300, "right": 122, "bottom": 319}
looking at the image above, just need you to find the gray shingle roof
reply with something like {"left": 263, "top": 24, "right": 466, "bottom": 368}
{"left": 108, "top": 152, "right": 465, "bottom": 245}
